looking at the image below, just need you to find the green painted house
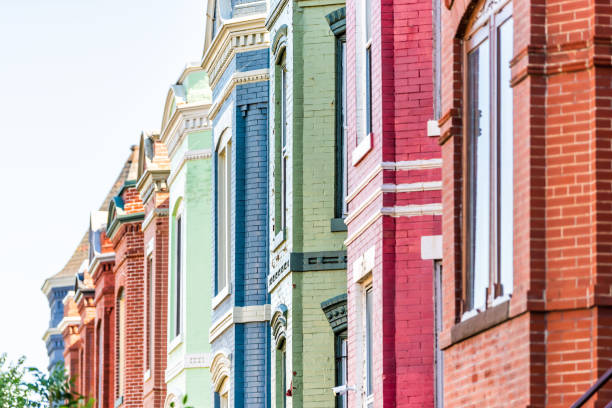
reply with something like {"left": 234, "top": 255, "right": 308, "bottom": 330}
{"left": 160, "top": 64, "right": 214, "bottom": 408}
{"left": 265, "top": 0, "right": 348, "bottom": 406}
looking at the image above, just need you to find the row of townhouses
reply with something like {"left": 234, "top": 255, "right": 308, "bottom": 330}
{"left": 41, "top": 0, "right": 612, "bottom": 406}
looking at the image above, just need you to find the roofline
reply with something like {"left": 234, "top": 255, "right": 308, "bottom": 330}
{"left": 41, "top": 276, "right": 75, "bottom": 297}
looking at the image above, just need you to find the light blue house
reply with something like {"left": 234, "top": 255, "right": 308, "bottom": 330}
{"left": 202, "top": 0, "right": 271, "bottom": 405}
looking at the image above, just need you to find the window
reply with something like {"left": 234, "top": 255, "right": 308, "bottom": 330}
{"left": 116, "top": 289, "right": 125, "bottom": 399}
{"left": 335, "top": 332, "right": 348, "bottom": 408}
{"left": 464, "top": 0, "right": 513, "bottom": 315}
{"left": 434, "top": 262, "right": 443, "bottom": 408}
{"left": 358, "top": 0, "right": 372, "bottom": 145}
{"left": 219, "top": 378, "right": 229, "bottom": 408}
{"left": 365, "top": 287, "right": 373, "bottom": 406}
{"left": 97, "top": 321, "right": 103, "bottom": 408}
{"left": 217, "top": 137, "right": 231, "bottom": 296}
{"left": 274, "top": 52, "right": 289, "bottom": 235}
{"left": 175, "top": 216, "right": 182, "bottom": 337}
{"left": 146, "top": 256, "right": 153, "bottom": 371}
{"left": 335, "top": 32, "right": 348, "bottom": 219}
{"left": 276, "top": 341, "right": 288, "bottom": 408}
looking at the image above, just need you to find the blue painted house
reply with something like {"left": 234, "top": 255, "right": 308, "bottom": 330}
{"left": 41, "top": 235, "right": 89, "bottom": 372}
{"left": 202, "top": 1, "right": 271, "bottom": 406}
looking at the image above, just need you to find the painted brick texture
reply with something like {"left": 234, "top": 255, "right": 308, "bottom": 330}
{"left": 345, "top": 0, "right": 438, "bottom": 404}
{"left": 111, "top": 183, "right": 145, "bottom": 408}
{"left": 438, "top": 0, "right": 612, "bottom": 406}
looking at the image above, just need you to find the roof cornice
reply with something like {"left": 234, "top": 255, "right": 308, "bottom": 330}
{"left": 42, "top": 327, "right": 60, "bottom": 343}
{"left": 160, "top": 102, "right": 211, "bottom": 159}
{"left": 41, "top": 275, "right": 75, "bottom": 297}
{"left": 57, "top": 316, "right": 81, "bottom": 334}
{"left": 107, "top": 212, "right": 145, "bottom": 241}
{"left": 201, "top": 15, "right": 269, "bottom": 89}
{"left": 136, "top": 169, "right": 171, "bottom": 206}
{"left": 90, "top": 252, "right": 116, "bottom": 282}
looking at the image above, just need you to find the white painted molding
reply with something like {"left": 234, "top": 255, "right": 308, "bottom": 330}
{"left": 421, "top": 235, "right": 443, "bottom": 260}
{"left": 202, "top": 16, "right": 269, "bottom": 88}
{"left": 161, "top": 103, "right": 212, "bottom": 158}
{"left": 380, "top": 203, "right": 442, "bottom": 217}
{"left": 346, "top": 158, "right": 442, "bottom": 204}
{"left": 141, "top": 208, "right": 170, "bottom": 231}
{"left": 57, "top": 316, "right": 81, "bottom": 334}
{"left": 427, "top": 120, "right": 441, "bottom": 137}
{"left": 211, "top": 286, "right": 231, "bottom": 310}
{"left": 164, "top": 352, "right": 213, "bottom": 383}
{"left": 41, "top": 275, "right": 75, "bottom": 297}
{"left": 344, "top": 182, "right": 442, "bottom": 225}
{"left": 209, "top": 305, "right": 272, "bottom": 343}
{"left": 351, "top": 133, "right": 372, "bottom": 166}
{"left": 345, "top": 203, "right": 442, "bottom": 246}
{"left": 42, "top": 327, "right": 60, "bottom": 342}
{"left": 62, "top": 290, "right": 75, "bottom": 306}
{"left": 168, "top": 149, "right": 213, "bottom": 188}
{"left": 167, "top": 334, "right": 184, "bottom": 354}
{"left": 208, "top": 69, "right": 270, "bottom": 121}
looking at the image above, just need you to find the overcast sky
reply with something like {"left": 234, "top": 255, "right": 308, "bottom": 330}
{"left": 0, "top": 0, "right": 205, "bottom": 371}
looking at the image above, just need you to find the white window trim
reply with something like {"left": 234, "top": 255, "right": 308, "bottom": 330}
{"left": 215, "top": 131, "right": 232, "bottom": 307}
{"left": 172, "top": 206, "right": 186, "bottom": 340}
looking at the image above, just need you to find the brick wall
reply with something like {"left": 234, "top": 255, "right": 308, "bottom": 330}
{"left": 93, "top": 260, "right": 115, "bottom": 408}
{"left": 438, "top": 0, "right": 612, "bottom": 406}
{"left": 111, "top": 183, "right": 145, "bottom": 408}
{"left": 345, "top": 0, "right": 438, "bottom": 403}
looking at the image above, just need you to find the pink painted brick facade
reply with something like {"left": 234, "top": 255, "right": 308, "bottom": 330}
{"left": 345, "top": 0, "right": 440, "bottom": 405}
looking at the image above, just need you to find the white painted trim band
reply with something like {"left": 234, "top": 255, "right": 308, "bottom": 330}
{"left": 209, "top": 305, "right": 271, "bottom": 343}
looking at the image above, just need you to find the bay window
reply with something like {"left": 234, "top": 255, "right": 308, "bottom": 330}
{"left": 464, "top": 0, "right": 513, "bottom": 315}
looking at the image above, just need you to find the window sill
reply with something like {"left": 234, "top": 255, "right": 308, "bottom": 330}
{"left": 212, "top": 286, "right": 230, "bottom": 310}
{"left": 167, "top": 334, "right": 183, "bottom": 354}
{"left": 330, "top": 218, "right": 347, "bottom": 232}
{"left": 351, "top": 133, "right": 372, "bottom": 166}
{"left": 450, "top": 300, "right": 510, "bottom": 345}
{"left": 272, "top": 230, "right": 286, "bottom": 251}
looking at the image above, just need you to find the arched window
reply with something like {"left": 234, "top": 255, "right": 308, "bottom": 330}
{"left": 463, "top": 0, "right": 514, "bottom": 315}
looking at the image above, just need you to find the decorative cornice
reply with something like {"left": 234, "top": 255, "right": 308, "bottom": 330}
{"left": 168, "top": 149, "right": 213, "bottom": 188}
{"left": 57, "top": 316, "right": 81, "bottom": 334}
{"left": 90, "top": 252, "right": 115, "bottom": 283}
{"left": 270, "top": 304, "right": 288, "bottom": 349}
{"left": 42, "top": 327, "right": 60, "bottom": 343}
{"left": 325, "top": 7, "right": 346, "bottom": 36}
{"left": 164, "top": 353, "right": 212, "bottom": 383}
{"left": 202, "top": 16, "right": 269, "bottom": 89}
{"left": 141, "top": 208, "right": 170, "bottom": 231}
{"left": 41, "top": 275, "right": 74, "bottom": 297}
{"left": 161, "top": 103, "right": 212, "bottom": 159}
{"left": 209, "top": 305, "right": 272, "bottom": 343}
{"left": 210, "top": 350, "right": 232, "bottom": 392}
{"left": 321, "top": 294, "right": 347, "bottom": 334}
{"left": 136, "top": 169, "right": 170, "bottom": 206}
{"left": 106, "top": 212, "right": 145, "bottom": 241}
{"left": 208, "top": 69, "right": 270, "bottom": 121}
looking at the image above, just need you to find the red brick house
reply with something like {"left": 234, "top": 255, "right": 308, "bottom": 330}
{"left": 106, "top": 145, "right": 146, "bottom": 408}
{"left": 344, "top": 0, "right": 441, "bottom": 404}
{"left": 438, "top": 0, "right": 612, "bottom": 405}
{"left": 136, "top": 132, "right": 170, "bottom": 408}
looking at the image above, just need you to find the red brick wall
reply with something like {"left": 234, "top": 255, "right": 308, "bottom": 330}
{"left": 94, "top": 261, "right": 115, "bottom": 408}
{"left": 112, "top": 184, "right": 145, "bottom": 408}
{"left": 141, "top": 169, "right": 169, "bottom": 408}
{"left": 439, "top": 0, "right": 612, "bottom": 406}
{"left": 345, "top": 0, "right": 439, "bottom": 403}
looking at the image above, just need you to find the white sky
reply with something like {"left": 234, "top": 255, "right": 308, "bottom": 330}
{"left": 0, "top": 0, "right": 205, "bottom": 371}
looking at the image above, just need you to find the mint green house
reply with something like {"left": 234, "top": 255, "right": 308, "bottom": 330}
{"left": 160, "top": 64, "right": 214, "bottom": 408}
{"left": 266, "top": 0, "right": 348, "bottom": 406}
